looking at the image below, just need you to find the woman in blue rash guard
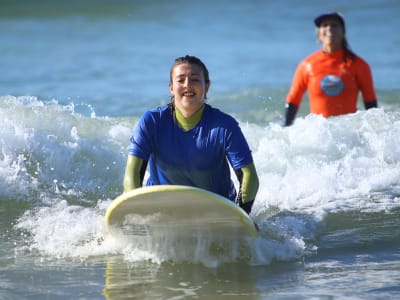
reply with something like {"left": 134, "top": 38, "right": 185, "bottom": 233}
{"left": 123, "top": 55, "right": 259, "bottom": 214}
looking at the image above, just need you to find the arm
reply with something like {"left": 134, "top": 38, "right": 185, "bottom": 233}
{"left": 283, "top": 60, "right": 308, "bottom": 126}
{"left": 357, "top": 58, "right": 378, "bottom": 111}
{"left": 364, "top": 100, "right": 377, "bottom": 110}
{"left": 235, "top": 163, "right": 259, "bottom": 214}
{"left": 123, "top": 154, "right": 148, "bottom": 193}
{"left": 283, "top": 103, "right": 299, "bottom": 126}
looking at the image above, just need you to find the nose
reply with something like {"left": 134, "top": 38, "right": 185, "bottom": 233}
{"left": 183, "top": 77, "right": 191, "bottom": 87}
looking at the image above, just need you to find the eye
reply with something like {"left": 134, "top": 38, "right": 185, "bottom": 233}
{"left": 175, "top": 77, "right": 185, "bottom": 83}
{"left": 190, "top": 76, "right": 201, "bottom": 82}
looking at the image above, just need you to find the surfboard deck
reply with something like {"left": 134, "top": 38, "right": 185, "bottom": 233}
{"left": 105, "top": 185, "right": 259, "bottom": 238}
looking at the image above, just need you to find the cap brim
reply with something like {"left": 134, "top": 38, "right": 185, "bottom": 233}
{"left": 314, "top": 12, "right": 344, "bottom": 27}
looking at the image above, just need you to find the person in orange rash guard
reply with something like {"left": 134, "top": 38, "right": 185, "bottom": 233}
{"left": 283, "top": 12, "right": 378, "bottom": 126}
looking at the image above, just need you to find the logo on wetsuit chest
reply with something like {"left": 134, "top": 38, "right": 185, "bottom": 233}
{"left": 320, "top": 75, "right": 344, "bottom": 96}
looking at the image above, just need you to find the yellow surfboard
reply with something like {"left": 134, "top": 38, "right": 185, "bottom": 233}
{"left": 105, "top": 185, "right": 259, "bottom": 238}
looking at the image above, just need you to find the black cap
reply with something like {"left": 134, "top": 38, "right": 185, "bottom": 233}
{"left": 314, "top": 12, "right": 345, "bottom": 28}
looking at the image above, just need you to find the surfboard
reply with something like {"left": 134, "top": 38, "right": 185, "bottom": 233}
{"left": 105, "top": 185, "right": 259, "bottom": 238}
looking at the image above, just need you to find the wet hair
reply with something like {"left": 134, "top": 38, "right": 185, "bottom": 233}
{"left": 169, "top": 55, "right": 210, "bottom": 85}
{"left": 342, "top": 37, "right": 356, "bottom": 63}
{"left": 168, "top": 55, "right": 210, "bottom": 111}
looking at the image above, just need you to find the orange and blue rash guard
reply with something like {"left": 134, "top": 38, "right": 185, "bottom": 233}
{"left": 286, "top": 49, "right": 377, "bottom": 117}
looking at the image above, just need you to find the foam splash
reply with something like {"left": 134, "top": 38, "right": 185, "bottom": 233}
{"left": 14, "top": 199, "right": 114, "bottom": 259}
{"left": 14, "top": 198, "right": 306, "bottom": 267}
{"left": 0, "top": 95, "right": 134, "bottom": 200}
{"left": 114, "top": 225, "right": 306, "bottom": 267}
{"left": 252, "top": 108, "right": 400, "bottom": 219}
{"left": 6, "top": 97, "right": 400, "bottom": 266}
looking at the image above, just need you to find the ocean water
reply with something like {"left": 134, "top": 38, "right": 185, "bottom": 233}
{"left": 1, "top": 0, "right": 400, "bottom": 299}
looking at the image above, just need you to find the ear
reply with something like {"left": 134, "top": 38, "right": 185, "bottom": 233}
{"left": 205, "top": 82, "right": 211, "bottom": 94}
{"left": 169, "top": 82, "right": 174, "bottom": 95}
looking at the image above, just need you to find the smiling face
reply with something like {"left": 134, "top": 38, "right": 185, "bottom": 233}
{"left": 169, "top": 63, "right": 210, "bottom": 118}
{"left": 317, "top": 17, "right": 345, "bottom": 52}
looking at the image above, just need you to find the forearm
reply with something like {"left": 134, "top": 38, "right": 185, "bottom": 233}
{"left": 283, "top": 103, "right": 299, "bottom": 126}
{"left": 234, "top": 163, "right": 259, "bottom": 214}
{"left": 240, "top": 163, "right": 259, "bottom": 203}
{"left": 123, "top": 155, "right": 144, "bottom": 192}
{"left": 364, "top": 100, "right": 377, "bottom": 110}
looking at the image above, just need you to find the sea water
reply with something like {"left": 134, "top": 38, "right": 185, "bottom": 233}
{"left": 1, "top": 0, "right": 400, "bottom": 299}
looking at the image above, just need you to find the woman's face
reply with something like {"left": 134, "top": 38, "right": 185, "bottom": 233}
{"left": 317, "top": 17, "right": 344, "bottom": 51}
{"left": 169, "top": 63, "right": 210, "bottom": 117}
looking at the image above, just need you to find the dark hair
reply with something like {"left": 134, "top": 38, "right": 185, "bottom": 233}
{"left": 169, "top": 55, "right": 210, "bottom": 110}
{"left": 342, "top": 37, "right": 356, "bottom": 63}
{"left": 169, "top": 55, "right": 210, "bottom": 84}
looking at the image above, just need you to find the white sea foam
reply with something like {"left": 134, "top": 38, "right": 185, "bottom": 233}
{"left": 4, "top": 97, "right": 400, "bottom": 266}
{"left": 252, "top": 108, "right": 400, "bottom": 219}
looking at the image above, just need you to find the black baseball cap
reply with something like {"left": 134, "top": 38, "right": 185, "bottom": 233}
{"left": 314, "top": 12, "right": 345, "bottom": 28}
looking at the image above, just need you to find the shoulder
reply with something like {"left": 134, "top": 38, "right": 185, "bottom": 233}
{"left": 204, "top": 104, "right": 239, "bottom": 126}
{"left": 353, "top": 55, "right": 370, "bottom": 67}
{"left": 296, "top": 50, "right": 322, "bottom": 72}
{"left": 137, "top": 105, "right": 172, "bottom": 131}
{"left": 302, "top": 50, "right": 323, "bottom": 62}
{"left": 141, "top": 104, "right": 171, "bottom": 121}
{"left": 145, "top": 104, "right": 170, "bottom": 116}
{"left": 347, "top": 53, "right": 372, "bottom": 75}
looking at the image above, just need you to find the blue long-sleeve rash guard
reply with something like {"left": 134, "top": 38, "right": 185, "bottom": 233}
{"left": 127, "top": 104, "right": 254, "bottom": 201}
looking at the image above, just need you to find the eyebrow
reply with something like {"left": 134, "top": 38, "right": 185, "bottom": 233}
{"left": 174, "top": 73, "right": 201, "bottom": 78}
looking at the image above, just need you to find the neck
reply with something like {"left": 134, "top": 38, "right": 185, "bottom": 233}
{"left": 175, "top": 105, "right": 205, "bottom": 131}
{"left": 322, "top": 44, "right": 342, "bottom": 53}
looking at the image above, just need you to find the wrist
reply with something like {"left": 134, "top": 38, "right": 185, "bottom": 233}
{"left": 239, "top": 199, "right": 254, "bottom": 214}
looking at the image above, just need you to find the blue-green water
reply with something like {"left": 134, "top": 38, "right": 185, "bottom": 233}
{"left": 1, "top": 1, "right": 400, "bottom": 299}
